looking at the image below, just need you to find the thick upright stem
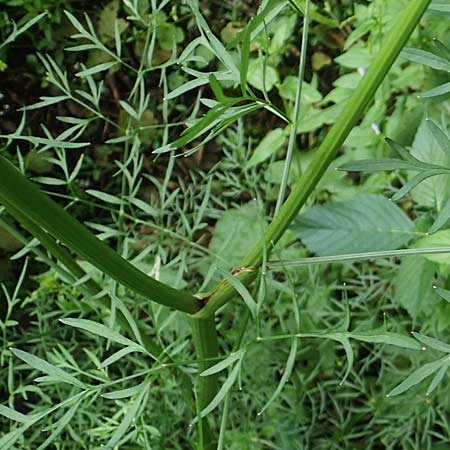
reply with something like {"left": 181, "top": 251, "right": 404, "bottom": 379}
{"left": 191, "top": 316, "right": 220, "bottom": 450}
{"left": 193, "top": 0, "right": 432, "bottom": 319}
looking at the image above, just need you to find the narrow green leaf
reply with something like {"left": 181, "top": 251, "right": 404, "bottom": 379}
{"left": 426, "top": 118, "right": 450, "bottom": 154}
{"left": 427, "top": 357, "right": 450, "bottom": 394}
{"left": 104, "top": 384, "right": 149, "bottom": 450}
{"left": 339, "top": 158, "right": 430, "bottom": 173}
{"left": 0, "top": 425, "right": 30, "bottom": 450}
{"left": 420, "top": 81, "right": 450, "bottom": 98}
{"left": 36, "top": 399, "right": 82, "bottom": 450}
{"left": 102, "top": 382, "right": 147, "bottom": 400}
{"left": 201, "top": 349, "right": 245, "bottom": 377}
{"left": 350, "top": 331, "right": 422, "bottom": 350}
{"left": 387, "top": 358, "right": 445, "bottom": 396}
{"left": 392, "top": 169, "right": 450, "bottom": 201}
{"left": 434, "top": 286, "right": 450, "bottom": 303}
{"left": 258, "top": 338, "right": 297, "bottom": 414}
{"left": 10, "top": 348, "right": 85, "bottom": 389}
{"left": 86, "top": 189, "right": 123, "bottom": 205}
{"left": 400, "top": 47, "right": 450, "bottom": 72}
{"left": 76, "top": 61, "right": 117, "bottom": 78}
{"left": 119, "top": 100, "right": 139, "bottom": 120}
{"left": 98, "top": 346, "right": 144, "bottom": 369}
{"left": 217, "top": 267, "right": 257, "bottom": 319}
{"left": 429, "top": 199, "right": 450, "bottom": 234}
{"left": 412, "top": 332, "right": 450, "bottom": 353}
{"left": 60, "top": 318, "right": 141, "bottom": 349}
{"left": 193, "top": 361, "right": 241, "bottom": 424}
{"left": 0, "top": 405, "right": 37, "bottom": 423}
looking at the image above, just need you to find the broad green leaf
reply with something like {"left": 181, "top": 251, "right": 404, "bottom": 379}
{"left": 247, "top": 58, "right": 279, "bottom": 92}
{"left": 400, "top": 47, "right": 450, "bottom": 72}
{"left": 278, "top": 77, "right": 322, "bottom": 104}
{"left": 293, "top": 195, "right": 414, "bottom": 256}
{"left": 387, "top": 357, "right": 446, "bottom": 397}
{"left": 201, "top": 349, "right": 245, "bottom": 377}
{"left": 60, "top": 318, "right": 142, "bottom": 349}
{"left": 393, "top": 256, "right": 437, "bottom": 319}
{"left": 409, "top": 118, "right": 450, "bottom": 209}
{"left": 207, "top": 201, "right": 265, "bottom": 270}
{"left": 246, "top": 128, "right": 286, "bottom": 169}
{"left": 415, "top": 230, "right": 450, "bottom": 264}
{"left": 11, "top": 348, "right": 85, "bottom": 389}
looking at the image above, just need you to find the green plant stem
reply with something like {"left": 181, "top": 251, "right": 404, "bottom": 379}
{"left": 191, "top": 316, "right": 220, "bottom": 450}
{"left": 0, "top": 203, "right": 164, "bottom": 356}
{"left": 274, "top": 0, "right": 311, "bottom": 215}
{"left": 0, "top": 155, "right": 200, "bottom": 314}
{"left": 193, "top": 0, "right": 432, "bottom": 319}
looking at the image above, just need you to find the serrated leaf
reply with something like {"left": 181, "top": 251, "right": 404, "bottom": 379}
{"left": 393, "top": 256, "right": 437, "bottom": 319}
{"left": 409, "top": 118, "right": 450, "bottom": 209}
{"left": 294, "top": 195, "right": 414, "bottom": 256}
{"left": 11, "top": 349, "right": 85, "bottom": 389}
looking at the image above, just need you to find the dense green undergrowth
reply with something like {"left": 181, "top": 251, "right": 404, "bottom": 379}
{"left": 1, "top": 1, "right": 450, "bottom": 449}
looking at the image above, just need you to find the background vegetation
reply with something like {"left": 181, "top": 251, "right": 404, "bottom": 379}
{"left": 1, "top": 0, "right": 450, "bottom": 449}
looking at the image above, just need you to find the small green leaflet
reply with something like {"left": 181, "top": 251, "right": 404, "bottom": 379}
{"left": 11, "top": 348, "right": 85, "bottom": 389}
